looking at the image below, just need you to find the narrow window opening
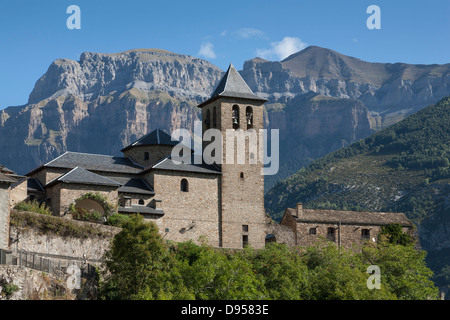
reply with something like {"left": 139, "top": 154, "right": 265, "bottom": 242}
{"left": 205, "top": 109, "right": 211, "bottom": 129}
{"left": 144, "top": 152, "right": 149, "bottom": 161}
{"left": 246, "top": 106, "right": 253, "bottom": 129}
{"left": 240, "top": 172, "right": 244, "bottom": 179}
{"left": 181, "top": 178, "right": 189, "bottom": 192}
{"left": 212, "top": 106, "right": 217, "bottom": 128}
{"left": 242, "top": 235, "right": 249, "bottom": 247}
{"left": 232, "top": 105, "right": 239, "bottom": 129}
{"left": 327, "top": 227, "right": 336, "bottom": 242}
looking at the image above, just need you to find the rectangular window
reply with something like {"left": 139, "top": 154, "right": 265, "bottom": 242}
{"left": 361, "top": 229, "right": 370, "bottom": 241}
{"left": 309, "top": 228, "right": 317, "bottom": 235}
{"left": 327, "top": 227, "right": 336, "bottom": 242}
{"left": 242, "top": 225, "right": 249, "bottom": 232}
{"left": 242, "top": 235, "right": 249, "bottom": 247}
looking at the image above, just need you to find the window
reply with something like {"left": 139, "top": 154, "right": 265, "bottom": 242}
{"left": 361, "top": 229, "right": 370, "bottom": 241}
{"left": 240, "top": 172, "right": 244, "bottom": 179}
{"left": 181, "top": 178, "right": 189, "bottom": 192}
{"left": 232, "top": 105, "right": 239, "bottom": 129}
{"left": 144, "top": 152, "right": 149, "bottom": 161}
{"left": 138, "top": 199, "right": 145, "bottom": 205}
{"left": 123, "top": 197, "right": 132, "bottom": 207}
{"left": 212, "top": 106, "right": 217, "bottom": 128}
{"left": 242, "top": 235, "right": 249, "bottom": 247}
{"left": 205, "top": 109, "right": 211, "bottom": 129}
{"left": 309, "top": 228, "right": 317, "bottom": 235}
{"left": 242, "top": 225, "right": 249, "bottom": 232}
{"left": 246, "top": 106, "right": 253, "bottom": 129}
{"left": 327, "top": 227, "right": 336, "bottom": 242}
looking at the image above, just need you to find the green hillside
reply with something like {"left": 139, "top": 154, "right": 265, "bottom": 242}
{"left": 265, "top": 96, "right": 450, "bottom": 292}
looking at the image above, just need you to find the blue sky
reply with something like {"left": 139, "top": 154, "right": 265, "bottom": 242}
{"left": 0, "top": 0, "right": 449, "bottom": 109}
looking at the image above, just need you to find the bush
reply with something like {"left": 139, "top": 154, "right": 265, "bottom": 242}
{"left": 106, "top": 213, "right": 131, "bottom": 227}
{"left": 14, "top": 199, "right": 52, "bottom": 215}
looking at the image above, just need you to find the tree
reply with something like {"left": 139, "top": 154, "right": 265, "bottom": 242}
{"left": 100, "top": 214, "right": 185, "bottom": 299}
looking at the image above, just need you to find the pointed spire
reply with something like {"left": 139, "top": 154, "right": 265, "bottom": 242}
{"left": 199, "top": 63, "right": 267, "bottom": 107}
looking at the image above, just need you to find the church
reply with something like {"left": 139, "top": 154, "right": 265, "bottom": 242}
{"left": 25, "top": 64, "right": 271, "bottom": 249}
{"left": 22, "top": 63, "right": 413, "bottom": 251}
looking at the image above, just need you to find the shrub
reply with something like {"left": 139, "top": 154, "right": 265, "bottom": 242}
{"left": 14, "top": 199, "right": 52, "bottom": 215}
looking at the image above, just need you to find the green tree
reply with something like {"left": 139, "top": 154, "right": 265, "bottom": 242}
{"left": 100, "top": 214, "right": 187, "bottom": 299}
{"left": 361, "top": 239, "right": 439, "bottom": 299}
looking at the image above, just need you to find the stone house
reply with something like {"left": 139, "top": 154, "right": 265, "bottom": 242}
{"left": 280, "top": 203, "right": 414, "bottom": 248}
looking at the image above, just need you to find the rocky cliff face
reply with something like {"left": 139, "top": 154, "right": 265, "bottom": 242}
{"left": 0, "top": 49, "right": 223, "bottom": 174}
{"left": 241, "top": 46, "right": 450, "bottom": 114}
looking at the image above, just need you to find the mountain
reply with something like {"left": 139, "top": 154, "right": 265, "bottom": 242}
{"left": 242, "top": 46, "right": 450, "bottom": 115}
{"left": 0, "top": 49, "right": 224, "bottom": 174}
{"left": 0, "top": 46, "right": 449, "bottom": 184}
{"left": 264, "top": 96, "right": 450, "bottom": 292}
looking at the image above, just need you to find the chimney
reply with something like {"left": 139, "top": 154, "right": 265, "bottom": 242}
{"left": 296, "top": 203, "right": 303, "bottom": 217}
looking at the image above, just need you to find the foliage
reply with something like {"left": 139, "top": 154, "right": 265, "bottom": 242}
{"left": 105, "top": 213, "right": 131, "bottom": 227}
{"left": 14, "top": 199, "right": 52, "bottom": 215}
{"left": 380, "top": 224, "right": 414, "bottom": 246}
{"left": 99, "top": 214, "right": 439, "bottom": 300}
{"left": 69, "top": 192, "right": 117, "bottom": 222}
{"left": 10, "top": 209, "right": 114, "bottom": 239}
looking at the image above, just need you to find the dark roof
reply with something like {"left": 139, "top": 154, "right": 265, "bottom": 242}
{"left": 47, "top": 167, "right": 122, "bottom": 188}
{"left": 0, "top": 172, "right": 16, "bottom": 184}
{"left": 109, "top": 177, "right": 155, "bottom": 195}
{"left": 198, "top": 63, "right": 267, "bottom": 108}
{"left": 149, "top": 155, "right": 221, "bottom": 175}
{"left": 286, "top": 208, "right": 413, "bottom": 227}
{"left": 33, "top": 151, "right": 143, "bottom": 175}
{"left": 118, "top": 205, "right": 165, "bottom": 216}
{"left": 121, "top": 129, "right": 179, "bottom": 152}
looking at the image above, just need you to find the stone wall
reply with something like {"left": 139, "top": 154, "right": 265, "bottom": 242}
{"left": 9, "top": 180, "right": 28, "bottom": 208}
{"left": 9, "top": 210, "right": 119, "bottom": 262}
{"left": 0, "top": 184, "right": 10, "bottom": 249}
{"left": 151, "top": 169, "right": 220, "bottom": 246}
{"left": 47, "top": 183, "right": 119, "bottom": 217}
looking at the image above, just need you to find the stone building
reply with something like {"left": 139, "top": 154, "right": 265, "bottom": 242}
{"left": 0, "top": 165, "right": 27, "bottom": 249}
{"left": 25, "top": 64, "right": 271, "bottom": 249}
{"left": 280, "top": 203, "right": 413, "bottom": 248}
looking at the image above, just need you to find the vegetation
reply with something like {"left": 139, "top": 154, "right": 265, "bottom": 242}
{"left": 264, "top": 96, "right": 450, "bottom": 291}
{"left": 14, "top": 199, "right": 52, "bottom": 215}
{"left": 10, "top": 209, "right": 114, "bottom": 239}
{"left": 99, "top": 215, "right": 439, "bottom": 300}
{"left": 69, "top": 192, "right": 117, "bottom": 222}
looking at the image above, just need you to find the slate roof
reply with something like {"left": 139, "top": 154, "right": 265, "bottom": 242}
{"left": 32, "top": 151, "right": 143, "bottom": 175}
{"left": 198, "top": 63, "right": 267, "bottom": 108}
{"left": 109, "top": 177, "right": 155, "bottom": 195}
{"left": 148, "top": 155, "right": 221, "bottom": 175}
{"left": 0, "top": 172, "right": 16, "bottom": 184}
{"left": 286, "top": 208, "right": 412, "bottom": 227}
{"left": 46, "top": 167, "right": 122, "bottom": 188}
{"left": 121, "top": 129, "right": 179, "bottom": 152}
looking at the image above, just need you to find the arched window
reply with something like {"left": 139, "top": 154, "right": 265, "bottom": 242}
{"left": 232, "top": 105, "right": 239, "bottom": 129}
{"left": 144, "top": 152, "right": 149, "bottom": 161}
{"left": 246, "top": 106, "right": 253, "bottom": 129}
{"left": 181, "top": 178, "right": 189, "bottom": 192}
{"left": 138, "top": 199, "right": 145, "bottom": 205}
{"left": 205, "top": 109, "right": 211, "bottom": 129}
{"left": 212, "top": 106, "right": 217, "bottom": 128}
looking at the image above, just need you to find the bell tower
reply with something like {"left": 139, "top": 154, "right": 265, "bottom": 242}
{"left": 197, "top": 63, "right": 268, "bottom": 249}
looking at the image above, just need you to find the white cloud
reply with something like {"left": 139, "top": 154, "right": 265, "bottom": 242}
{"left": 236, "top": 28, "right": 265, "bottom": 39}
{"left": 198, "top": 42, "right": 216, "bottom": 59}
{"left": 256, "top": 36, "right": 307, "bottom": 61}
